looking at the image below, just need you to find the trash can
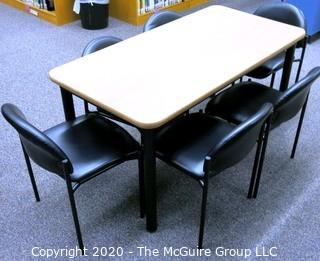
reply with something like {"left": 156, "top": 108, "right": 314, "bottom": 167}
{"left": 74, "top": 1, "right": 109, "bottom": 30}
{"left": 45, "top": 0, "right": 55, "bottom": 11}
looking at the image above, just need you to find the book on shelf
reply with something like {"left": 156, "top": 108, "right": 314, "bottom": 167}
{"left": 21, "top": 0, "right": 55, "bottom": 11}
{"left": 138, "top": 0, "right": 183, "bottom": 15}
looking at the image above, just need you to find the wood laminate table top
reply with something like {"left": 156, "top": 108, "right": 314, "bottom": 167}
{"left": 49, "top": 5, "right": 305, "bottom": 129}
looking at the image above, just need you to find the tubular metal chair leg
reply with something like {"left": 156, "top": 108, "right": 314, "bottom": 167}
{"left": 295, "top": 38, "right": 307, "bottom": 83}
{"left": 253, "top": 119, "right": 271, "bottom": 199}
{"left": 270, "top": 73, "right": 276, "bottom": 88}
{"left": 247, "top": 126, "right": 264, "bottom": 199}
{"left": 138, "top": 154, "right": 145, "bottom": 218}
{"left": 198, "top": 176, "right": 209, "bottom": 249}
{"left": 21, "top": 143, "right": 40, "bottom": 202}
{"left": 65, "top": 177, "right": 84, "bottom": 253}
{"left": 291, "top": 98, "right": 308, "bottom": 159}
{"left": 84, "top": 101, "right": 89, "bottom": 114}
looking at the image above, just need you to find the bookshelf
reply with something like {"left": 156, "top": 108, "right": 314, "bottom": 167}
{"left": 109, "top": 0, "right": 208, "bottom": 25}
{"left": 0, "top": 0, "right": 78, "bottom": 25}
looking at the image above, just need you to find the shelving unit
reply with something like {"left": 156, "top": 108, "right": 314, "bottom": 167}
{"left": 109, "top": 0, "right": 208, "bottom": 25}
{"left": 1, "top": 0, "right": 208, "bottom": 26}
{"left": 0, "top": 0, "right": 78, "bottom": 25}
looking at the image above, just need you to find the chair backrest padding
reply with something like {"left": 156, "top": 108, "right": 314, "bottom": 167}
{"left": 1, "top": 104, "right": 72, "bottom": 176}
{"left": 206, "top": 103, "right": 273, "bottom": 175}
{"left": 81, "top": 36, "right": 123, "bottom": 112}
{"left": 255, "top": 3, "right": 306, "bottom": 48}
{"left": 143, "top": 11, "right": 182, "bottom": 32}
{"left": 82, "top": 36, "right": 122, "bottom": 56}
{"left": 273, "top": 67, "right": 320, "bottom": 127}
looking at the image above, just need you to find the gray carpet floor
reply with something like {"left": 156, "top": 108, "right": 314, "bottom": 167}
{"left": 0, "top": 0, "right": 319, "bottom": 260}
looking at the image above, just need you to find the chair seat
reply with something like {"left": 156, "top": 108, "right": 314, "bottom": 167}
{"left": 45, "top": 113, "right": 139, "bottom": 182}
{"left": 206, "top": 81, "right": 281, "bottom": 124}
{"left": 246, "top": 52, "right": 286, "bottom": 79}
{"left": 156, "top": 114, "right": 235, "bottom": 179}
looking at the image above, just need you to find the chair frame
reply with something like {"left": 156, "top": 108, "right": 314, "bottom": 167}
{"left": 268, "top": 36, "right": 307, "bottom": 88}
{"left": 196, "top": 115, "right": 271, "bottom": 248}
{"left": 245, "top": 3, "right": 308, "bottom": 88}
{"left": 2, "top": 103, "right": 144, "bottom": 254}
{"left": 20, "top": 140, "right": 143, "bottom": 253}
{"left": 206, "top": 67, "right": 320, "bottom": 200}
{"left": 250, "top": 93, "right": 310, "bottom": 199}
{"left": 290, "top": 95, "right": 308, "bottom": 159}
{"left": 156, "top": 103, "right": 273, "bottom": 249}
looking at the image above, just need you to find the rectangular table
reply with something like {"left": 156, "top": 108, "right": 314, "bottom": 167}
{"left": 49, "top": 5, "right": 305, "bottom": 232}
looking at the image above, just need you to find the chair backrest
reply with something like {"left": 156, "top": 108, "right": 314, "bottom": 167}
{"left": 1, "top": 103, "right": 72, "bottom": 176}
{"left": 82, "top": 36, "right": 122, "bottom": 57}
{"left": 272, "top": 67, "right": 320, "bottom": 127}
{"left": 254, "top": 2, "right": 306, "bottom": 48}
{"left": 143, "top": 11, "right": 182, "bottom": 32}
{"left": 82, "top": 36, "right": 122, "bottom": 112}
{"left": 205, "top": 103, "right": 273, "bottom": 175}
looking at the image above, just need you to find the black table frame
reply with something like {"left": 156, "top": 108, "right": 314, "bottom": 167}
{"left": 58, "top": 45, "right": 296, "bottom": 233}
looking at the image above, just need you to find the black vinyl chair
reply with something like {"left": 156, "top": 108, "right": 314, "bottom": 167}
{"left": 244, "top": 2, "right": 307, "bottom": 88}
{"left": 1, "top": 103, "right": 143, "bottom": 252}
{"left": 155, "top": 103, "right": 273, "bottom": 249}
{"left": 82, "top": 36, "right": 122, "bottom": 114}
{"left": 82, "top": 36, "right": 122, "bottom": 57}
{"left": 143, "top": 10, "right": 182, "bottom": 32}
{"left": 206, "top": 67, "right": 320, "bottom": 196}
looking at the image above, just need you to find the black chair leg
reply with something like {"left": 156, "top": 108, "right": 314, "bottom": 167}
{"left": 295, "top": 37, "right": 307, "bottom": 83}
{"left": 138, "top": 154, "right": 145, "bottom": 218}
{"left": 198, "top": 176, "right": 208, "bottom": 249}
{"left": 65, "top": 176, "right": 84, "bottom": 253}
{"left": 253, "top": 118, "right": 271, "bottom": 198}
{"left": 270, "top": 73, "right": 276, "bottom": 88}
{"left": 21, "top": 143, "right": 40, "bottom": 202}
{"left": 291, "top": 98, "right": 308, "bottom": 159}
{"left": 84, "top": 101, "right": 89, "bottom": 114}
{"left": 247, "top": 126, "right": 264, "bottom": 199}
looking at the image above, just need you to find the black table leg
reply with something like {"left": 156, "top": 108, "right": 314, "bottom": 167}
{"left": 279, "top": 45, "right": 296, "bottom": 92}
{"left": 60, "top": 87, "right": 75, "bottom": 121}
{"left": 141, "top": 129, "right": 157, "bottom": 232}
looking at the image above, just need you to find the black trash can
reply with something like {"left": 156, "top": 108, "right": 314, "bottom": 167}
{"left": 45, "top": 0, "right": 55, "bottom": 11}
{"left": 80, "top": 3, "right": 109, "bottom": 30}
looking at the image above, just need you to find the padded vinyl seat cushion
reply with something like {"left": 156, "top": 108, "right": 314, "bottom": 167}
{"left": 246, "top": 52, "right": 286, "bottom": 78}
{"left": 156, "top": 114, "right": 235, "bottom": 178}
{"left": 44, "top": 113, "right": 139, "bottom": 182}
{"left": 206, "top": 82, "right": 281, "bottom": 124}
